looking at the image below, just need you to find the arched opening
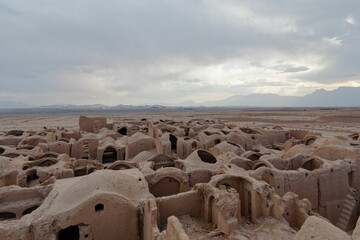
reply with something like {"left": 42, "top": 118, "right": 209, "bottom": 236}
{"left": 0, "top": 147, "right": 5, "bottom": 155}
{"left": 38, "top": 159, "right": 58, "bottom": 167}
{"left": 191, "top": 141, "right": 197, "bottom": 151}
{"left": 301, "top": 158, "right": 323, "bottom": 171}
{"left": 58, "top": 225, "right": 80, "bottom": 240}
{"left": 304, "top": 136, "right": 317, "bottom": 146}
{"left": 22, "top": 205, "right": 39, "bottom": 216}
{"left": 349, "top": 133, "right": 359, "bottom": 141}
{"left": 17, "top": 145, "right": 34, "bottom": 150}
{"left": 6, "top": 130, "right": 24, "bottom": 136}
{"left": 42, "top": 152, "right": 59, "bottom": 158}
{"left": 4, "top": 153, "right": 20, "bottom": 158}
{"left": 150, "top": 177, "right": 181, "bottom": 197}
{"left": 216, "top": 176, "right": 253, "bottom": 222}
{"left": 26, "top": 169, "right": 39, "bottom": 186}
{"left": 247, "top": 153, "right": 260, "bottom": 161}
{"left": 109, "top": 163, "right": 132, "bottom": 170}
{"left": 169, "top": 134, "right": 177, "bottom": 152}
{"left": 118, "top": 127, "right": 128, "bottom": 136}
{"left": 198, "top": 150, "right": 217, "bottom": 164}
{"left": 102, "top": 147, "right": 118, "bottom": 164}
{"left": 253, "top": 163, "right": 269, "bottom": 170}
{"left": 0, "top": 212, "right": 16, "bottom": 221}
{"left": 214, "top": 138, "right": 221, "bottom": 145}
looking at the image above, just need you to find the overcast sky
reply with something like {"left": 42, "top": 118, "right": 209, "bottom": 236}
{"left": 1, "top": 0, "right": 359, "bottom": 106}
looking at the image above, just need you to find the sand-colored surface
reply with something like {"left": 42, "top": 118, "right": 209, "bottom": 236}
{"left": 1, "top": 108, "right": 359, "bottom": 135}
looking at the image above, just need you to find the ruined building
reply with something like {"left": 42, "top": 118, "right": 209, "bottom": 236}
{"left": 0, "top": 115, "right": 360, "bottom": 239}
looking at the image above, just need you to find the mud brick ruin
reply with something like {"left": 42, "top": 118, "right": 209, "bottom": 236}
{"left": 0, "top": 115, "right": 360, "bottom": 239}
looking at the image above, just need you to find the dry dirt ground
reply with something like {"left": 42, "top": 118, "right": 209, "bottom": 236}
{"left": 0, "top": 108, "right": 359, "bottom": 136}
{"left": 177, "top": 214, "right": 296, "bottom": 240}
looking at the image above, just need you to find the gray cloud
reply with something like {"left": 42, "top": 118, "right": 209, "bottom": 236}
{"left": 0, "top": 0, "right": 359, "bottom": 105}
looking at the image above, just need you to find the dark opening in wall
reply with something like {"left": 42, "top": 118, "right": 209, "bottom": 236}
{"left": 118, "top": 127, "right": 127, "bottom": 136}
{"left": 169, "top": 134, "right": 177, "bottom": 151}
{"left": 74, "top": 168, "right": 87, "bottom": 177}
{"left": 304, "top": 137, "right": 317, "bottom": 146}
{"left": 191, "top": 142, "right": 197, "bottom": 151}
{"left": 301, "top": 158, "right": 323, "bottom": 171}
{"left": 17, "top": 145, "right": 34, "bottom": 150}
{"left": 38, "top": 159, "right": 57, "bottom": 167}
{"left": 348, "top": 171, "right": 355, "bottom": 187}
{"left": 253, "top": 163, "right": 268, "bottom": 170}
{"left": 4, "top": 153, "right": 20, "bottom": 158}
{"left": 0, "top": 212, "right": 16, "bottom": 221}
{"left": 198, "top": 150, "right": 217, "bottom": 164}
{"left": 6, "top": 130, "right": 24, "bottom": 136}
{"left": 247, "top": 153, "right": 260, "bottom": 161}
{"left": 102, "top": 147, "right": 117, "bottom": 164}
{"left": 26, "top": 169, "right": 39, "bottom": 185}
{"left": 0, "top": 147, "right": 5, "bottom": 155}
{"left": 350, "top": 133, "right": 359, "bottom": 141}
{"left": 58, "top": 225, "right": 80, "bottom": 240}
{"left": 95, "top": 203, "right": 104, "bottom": 213}
{"left": 22, "top": 206, "right": 39, "bottom": 216}
{"left": 43, "top": 152, "right": 59, "bottom": 158}
{"left": 185, "top": 127, "right": 190, "bottom": 136}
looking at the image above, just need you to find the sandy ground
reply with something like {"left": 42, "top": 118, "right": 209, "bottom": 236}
{"left": 177, "top": 214, "right": 296, "bottom": 239}
{"left": 0, "top": 108, "right": 359, "bottom": 136}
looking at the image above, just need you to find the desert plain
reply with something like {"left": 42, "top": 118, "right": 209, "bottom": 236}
{"left": 1, "top": 107, "right": 359, "bottom": 134}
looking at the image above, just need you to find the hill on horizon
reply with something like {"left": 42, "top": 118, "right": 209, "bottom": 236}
{"left": 179, "top": 87, "right": 360, "bottom": 107}
{"left": 0, "top": 86, "right": 359, "bottom": 109}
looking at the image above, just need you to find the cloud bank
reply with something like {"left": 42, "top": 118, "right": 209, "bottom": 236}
{"left": 0, "top": 0, "right": 359, "bottom": 105}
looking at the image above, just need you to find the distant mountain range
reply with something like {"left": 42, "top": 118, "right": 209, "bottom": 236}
{"left": 0, "top": 87, "right": 359, "bottom": 109}
{"left": 179, "top": 87, "right": 360, "bottom": 107}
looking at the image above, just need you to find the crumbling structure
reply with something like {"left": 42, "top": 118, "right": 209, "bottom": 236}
{"left": 0, "top": 115, "right": 359, "bottom": 239}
